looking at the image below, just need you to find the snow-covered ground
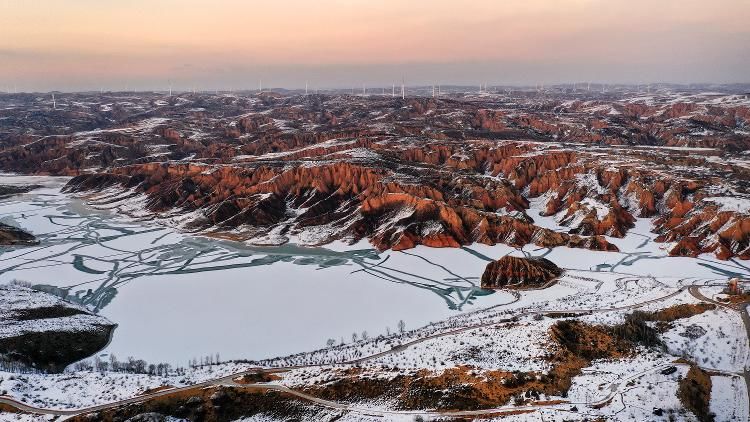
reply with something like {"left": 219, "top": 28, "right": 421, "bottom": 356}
{"left": 0, "top": 362, "right": 252, "bottom": 411}
{"left": 0, "top": 175, "right": 748, "bottom": 420}
{"left": 710, "top": 375, "right": 748, "bottom": 422}
{"left": 0, "top": 176, "right": 516, "bottom": 364}
{"left": 367, "top": 320, "right": 554, "bottom": 372}
{"left": 661, "top": 307, "right": 748, "bottom": 373}
{"left": 0, "top": 284, "right": 110, "bottom": 340}
{"left": 603, "top": 365, "right": 695, "bottom": 421}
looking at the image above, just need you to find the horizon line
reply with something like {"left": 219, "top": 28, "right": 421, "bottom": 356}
{"left": 3, "top": 81, "right": 750, "bottom": 95}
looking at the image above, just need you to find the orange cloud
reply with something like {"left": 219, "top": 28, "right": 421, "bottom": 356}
{"left": 1, "top": 0, "right": 748, "bottom": 90}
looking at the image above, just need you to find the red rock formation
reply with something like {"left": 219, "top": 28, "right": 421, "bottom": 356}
{"left": 471, "top": 109, "right": 506, "bottom": 132}
{"left": 64, "top": 162, "right": 619, "bottom": 252}
{"left": 2, "top": 90, "right": 748, "bottom": 259}
{"left": 481, "top": 256, "right": 563, "bottom": 288}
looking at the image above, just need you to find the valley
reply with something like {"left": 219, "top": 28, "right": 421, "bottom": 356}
{"left": 0, "top": 87, "right": 748, "bottom": 421}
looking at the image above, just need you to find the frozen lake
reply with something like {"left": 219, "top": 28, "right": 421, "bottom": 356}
{"left": 0, "top": 175, "right": 747, "bottom": 366}
{"left": 0, "top": 176, "right": 517, "bottom": 365}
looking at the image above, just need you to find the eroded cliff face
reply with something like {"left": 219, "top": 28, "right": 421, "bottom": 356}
{"left": 481, "top": 256, "right": 563, "bottom": 288}
{"left": 2, "top": 89, "right": 749, "bottom": 258}
{"left": 63, "top": 161, "right": 618, "bottom": 252}
{"left": 59, "top": 136, "right": 749, "bottom": 258}
{"left": 654, "top": 204, "right": 750, "bottom": 260}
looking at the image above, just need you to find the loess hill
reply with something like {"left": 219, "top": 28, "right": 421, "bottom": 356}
{"left": 1, "top": 87, "right": 749, "bottom": 258}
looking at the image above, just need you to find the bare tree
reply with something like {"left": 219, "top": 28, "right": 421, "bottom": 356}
{"left": 133, "top": 359, "right": 147, "bottom": 373}
{"left": 109, "top": 354, "right": 119, "bottom": 372}
{"left": 326, "top": 338, "right": 336, "bottom": 347}
{"left": 398, "top": 320, "right": 406, "bottom": 334}
{"left": 352, "top": 332, "right": 358, "bottom": 342}
{"left": 73, "top": 360, "right": 92, "bottom": 371}
{"left": 361, "top": 331, "right": 369, "bottom": 341}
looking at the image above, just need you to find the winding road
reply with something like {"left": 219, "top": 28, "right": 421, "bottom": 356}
{"left": 4, "top": 282, "right": 747, "bottom": 420}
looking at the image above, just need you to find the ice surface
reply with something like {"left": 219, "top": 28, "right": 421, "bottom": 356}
{"left": 0, "top": 176, "right": 513, "bottom": 364}
{"left": 0, "top": 175, "right": 748, "bottom": 419}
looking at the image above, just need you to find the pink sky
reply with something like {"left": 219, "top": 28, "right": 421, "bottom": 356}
{"left": 1, "top": 0, "right": 748, "bottom": 91}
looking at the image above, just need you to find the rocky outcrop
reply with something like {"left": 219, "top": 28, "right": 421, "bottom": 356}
{"left": 63, "top": 162, "right": 618, "bottom": 253}
{"left": 0, "top": 184, "right": 41, "bottom": 199}
{"left": 0, "top": 284, "right": 116, "bottom": 372}
{"left": 655, "top": 207, "right": 750, "bottom": 260}
{"left": 0, "top": 223, "right": 38, "bottom": 246}
{"left": 481, "top": 256, "right": 563, "bottom": 289}
{"left": 2, "top": 89, "right": 748, "bottom": 258}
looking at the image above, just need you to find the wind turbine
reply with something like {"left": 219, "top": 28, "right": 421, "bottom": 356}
{"left": 392, "top": 84, "right": 395, "bottom": 97}
{"left": 305, "top": 81, "right": 308, "bottom": 95}
{"left": 259, "top": 79, "right": 262, "bottom": 93}
{"left": 401, "top": 78, "right": 405, "bottom": 99}
{"left": 52, "top": 93, "right": 56, "bottom": 110}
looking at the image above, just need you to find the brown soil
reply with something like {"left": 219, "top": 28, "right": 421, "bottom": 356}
{"left": 70, "top": 386, "right": 338, "bottom": 422}
{"left": 302, "top": 319, "right": 640, "bottom": 412}
{"left": 71, "top": 315, "right": 665, "bottom": 419}
{"left": 718, "top": 293, "right": 750, "bottom": 304}
{"left": 635, "top": 303, "right": 716, "bottom": 333}
{"left": 0, "top": 404, "right": 20, "bottom": 413}
{"left": 234, "top": 371, "right": 282, "bottom": 384}
{"left": 677, "top": 365, "right": 714, "bottom": 422}
{"left": 647, "top": 303, "right": 716, "bottom": 322}
{"left": 139, "top": 385, "right": 174, "bottom": 395}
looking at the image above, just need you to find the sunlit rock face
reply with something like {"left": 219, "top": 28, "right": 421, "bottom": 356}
{"left": 481, "top": 256, "right": 563, "bottom": 289}
{"left": 1, "top": 88, "right": 748, "bottom": 258}
{"left": 63, "top": 162, "right": 618, "bottom": 252}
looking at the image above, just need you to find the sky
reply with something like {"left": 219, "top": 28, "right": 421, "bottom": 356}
{"left": 1, "top": 0, "right": 749, "bottom": 92}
